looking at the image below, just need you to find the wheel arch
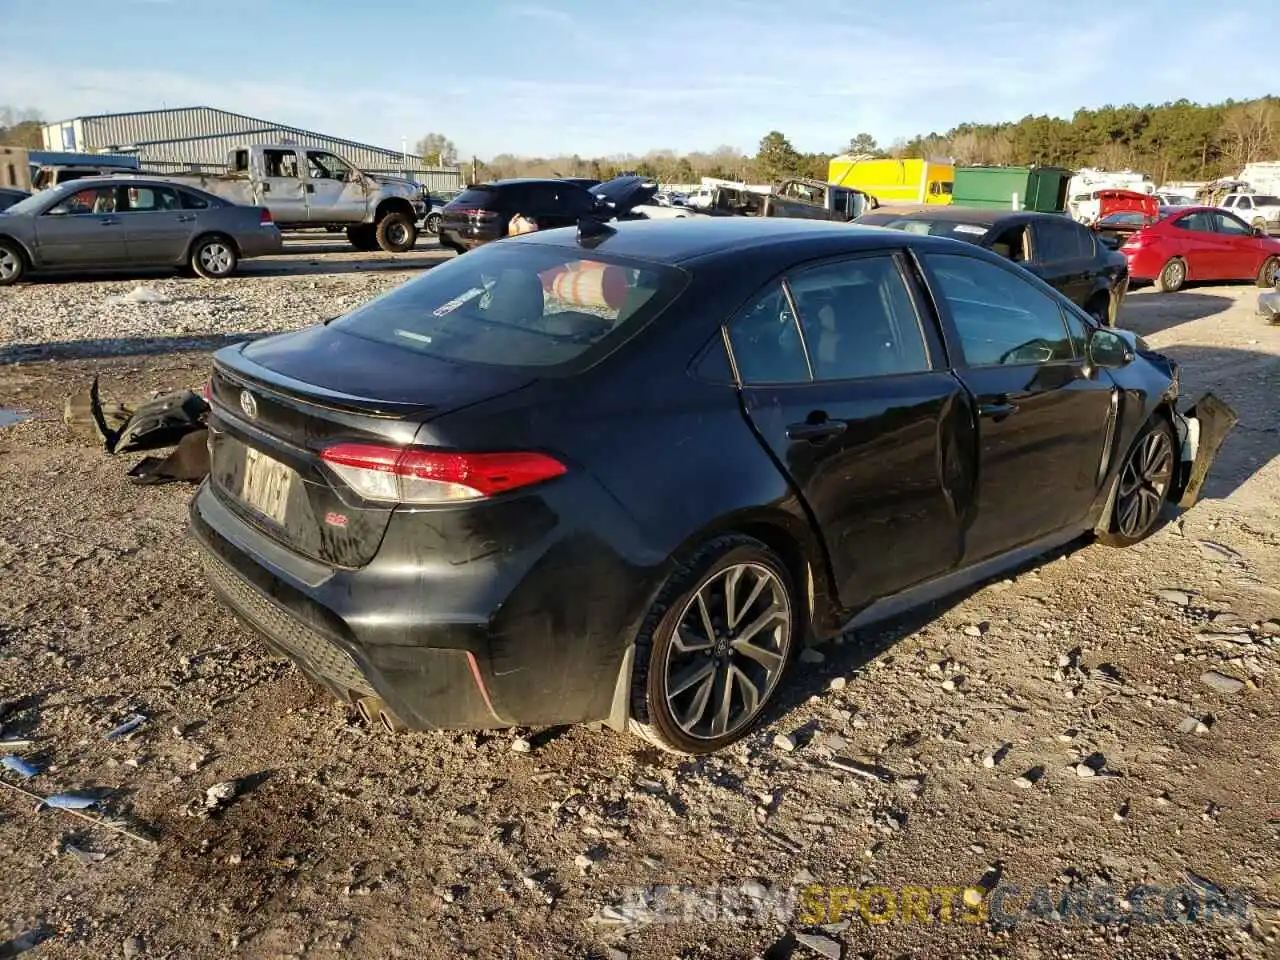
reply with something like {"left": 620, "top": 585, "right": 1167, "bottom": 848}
{"left": 0, "top": 232, "right": 35, "bottom": 267}
{"left": 375, "top": 197, "right": 415, "bottom": 221}
{"left": 186, "top": 230, "right": 241, "bottom": 261}
{"left": 604, "top": 505, "right": 840, "bottom": 734}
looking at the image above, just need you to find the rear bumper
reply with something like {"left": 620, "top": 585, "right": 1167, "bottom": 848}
{"left": 188, "top": 475, "right": 656, "bottom": 731}
{"left": 239, "top": 227, "right": 284, "bottom": 259}
{"left": 438, "top": 226, "right": 496, "bottom": 252}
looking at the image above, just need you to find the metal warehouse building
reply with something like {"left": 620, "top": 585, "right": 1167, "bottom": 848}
{"left": 41, "top": 106, "right": 463, "bottom": 191}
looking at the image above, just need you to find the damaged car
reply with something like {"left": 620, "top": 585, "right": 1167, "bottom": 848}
{"left": 189, "top": 218, "right": 1232, "bottom": 755}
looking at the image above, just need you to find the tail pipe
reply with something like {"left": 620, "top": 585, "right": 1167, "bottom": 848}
{"left": 355, "top": 696, "right": 406, "bottom": 734}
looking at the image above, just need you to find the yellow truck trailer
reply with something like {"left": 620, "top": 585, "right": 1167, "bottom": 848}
{"left": 827, "top": 156, "right": 954, "bottom": 205}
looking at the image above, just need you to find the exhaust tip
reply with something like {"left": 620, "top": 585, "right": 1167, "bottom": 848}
{"left": 355, "top": 696, "right": 405, "bottom": 734}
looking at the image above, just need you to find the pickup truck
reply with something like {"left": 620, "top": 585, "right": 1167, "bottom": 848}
{"left": 705, "top": 177, "right": 875, "bottom": 221}
{"left": 150, "top": 144, "right": 426, "bottom": 253}
{"left": 1219, "top": 193, "right": 1280, "bottom": 235}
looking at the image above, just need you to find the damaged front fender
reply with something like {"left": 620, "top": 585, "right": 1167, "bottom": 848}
{"left": 1173, "top": 391, "right": 1238, "bottom": 509}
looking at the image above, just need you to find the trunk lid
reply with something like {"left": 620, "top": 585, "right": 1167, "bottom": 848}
{"left": 207, "top": 329, "right": 534, "bottom": 568}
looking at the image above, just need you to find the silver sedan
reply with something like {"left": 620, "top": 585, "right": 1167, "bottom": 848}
{"left": 0, "top": 177, "right": 283, "bottom": 285}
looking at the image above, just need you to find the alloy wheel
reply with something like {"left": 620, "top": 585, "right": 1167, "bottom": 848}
{"left": 1164, "top": 260, "right": 1185, "bottom": 289}
{"left": 1265, "top": 258, "right": 1279, "bottom": 288}
{"left": 1115, "top": 427, "right": 1174, "bottom": 538}
{"left": 661, "top": 562, "right": 791, "bottom": 741}
{"left": 199, "top": 242, "right": 233, "bottom": 275}
{"left": 0, "top": 248, "right": 18, "bottom": 281}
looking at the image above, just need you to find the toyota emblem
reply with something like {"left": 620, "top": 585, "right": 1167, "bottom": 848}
{"left": 239, "top": 390, "right": 258, "bottom": 420}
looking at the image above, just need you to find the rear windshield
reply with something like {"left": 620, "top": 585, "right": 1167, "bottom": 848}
{"left": 452, "top": 187, "right": 499, "bottom": 207}
{"left": 869, "top": 217, "right": 989, "bottom": 243}
{"left": 331, "top": 242, "right": 687, "bottom": 370}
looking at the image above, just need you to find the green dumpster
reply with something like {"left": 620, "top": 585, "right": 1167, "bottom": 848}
{"left": 952, "top": 165, "right": 1073, "bottom": 212}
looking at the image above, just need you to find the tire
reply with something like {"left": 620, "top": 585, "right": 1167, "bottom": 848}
{"left": 628, "top": 536, "right": 798, "bottom": 755}
{"left": 1153, "top": 257, "right": 1186, "bottom": 293}
{"left": 1257, "top": 256, "right": 1279, "bottom": 289}
{"left": 375, "top": 212, "right": 417, "bottom": 253}
{"left": 346, "top": 225, "right": 379, "bottom": 252}
{"left": 425, "top": 212, "right": 442, "bottom": 236}
{"left": 0, "top": 239, "right": 27, "bottom": 286}
{"left": 190, "top": 235, "right": 238, "bottom": 279}
{"left": 1098, "top": 416, "right": 1178, "bottom": 548}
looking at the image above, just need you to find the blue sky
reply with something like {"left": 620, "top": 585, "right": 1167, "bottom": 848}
{"left": 5, "top": 0, "right": 1278, "bottom": 159}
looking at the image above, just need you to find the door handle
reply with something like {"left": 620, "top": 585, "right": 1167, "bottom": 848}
{"left": 176, "top": 214, "right": 196, "bottom": 222}
{"left": 99, "top": 217, "right": 119, "bottom": 226}
{"left": 979, "top": 400, "right": 1020, "bottom": 420}
{"left": 305, "top": 183, "right": 315, "bottom": 193}
{"left": 786, "top": 420, "right": 848, "bottom": 443}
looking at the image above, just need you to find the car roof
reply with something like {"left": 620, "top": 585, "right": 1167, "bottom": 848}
{"left": 514, "top": 216, "right": 974, "bottom": 266}
{"left": 860, "top": 206, "right": 1070, "bottom": 227}
{"left": 479, "top": 178, "right": 590, "bottom": 188}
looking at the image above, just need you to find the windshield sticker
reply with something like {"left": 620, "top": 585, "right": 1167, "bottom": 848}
{"left": 432, "top": 287, "right": 484, "bottom": 317}
{"left": 394, "top": 329, "right": 433, "bottom": 344}
{"left": 952, "top": 224, "right": 987, "bottom": 236}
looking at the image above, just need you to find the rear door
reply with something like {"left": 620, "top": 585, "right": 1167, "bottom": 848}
{"left": 258, "top": 148, "right": 308, "bottom": 223}
{"left": 919, "top": 251, "right": 1116, "bottom": 563}
{"left": 118, "top": 184, "right": 194, "bottom": 263}
{"left": 726, "top": 252, "right": 973, "bottom": 609}
{"left": 33, "top": 185, "right": 130, "bottom": 266}
{"left": 1167, "top": 210, "right": 1223, "bottom": 280}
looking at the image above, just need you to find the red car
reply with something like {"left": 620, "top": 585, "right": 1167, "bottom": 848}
{"left": 1122, "top": 205, "right": 1280, "bottom": 291}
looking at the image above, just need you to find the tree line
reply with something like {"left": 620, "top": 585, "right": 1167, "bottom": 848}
{"left": 467, "top": 95, "right": 1280, "bottom": 186}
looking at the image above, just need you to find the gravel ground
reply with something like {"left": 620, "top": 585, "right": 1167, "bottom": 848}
{"left": 1, "top": 260, "right": 1279, "bottom": 960}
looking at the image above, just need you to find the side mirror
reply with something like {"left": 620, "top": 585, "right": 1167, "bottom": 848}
{"left": 1087, "top": 328, "right": 1133, "bottom": 369}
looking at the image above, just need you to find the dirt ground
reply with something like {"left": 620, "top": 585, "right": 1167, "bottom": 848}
{"left": 0, "top": 258, "right": 1278, "bottom": 960}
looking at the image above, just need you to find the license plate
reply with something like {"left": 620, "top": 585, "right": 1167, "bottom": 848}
{"left": 240, "top": 446, "right": 293, "bottom": 524}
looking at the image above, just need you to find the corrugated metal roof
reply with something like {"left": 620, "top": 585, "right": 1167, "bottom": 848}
{"left": 127, "top": 127, "right": 428, "bottom": 172}
{"left": 42, "top": 106, "right": 448, "bottom": 170}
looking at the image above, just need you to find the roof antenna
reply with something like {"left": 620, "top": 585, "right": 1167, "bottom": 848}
{"left": 577, "top": 216, "right": 616, "bottom": 248}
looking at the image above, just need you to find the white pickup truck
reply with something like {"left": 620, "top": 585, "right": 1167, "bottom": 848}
{"left": 1219, "top": 193, "right": 1280, "bottom": 235}
{"left": 151, "top": 143, "right": 427, "bottom": 253}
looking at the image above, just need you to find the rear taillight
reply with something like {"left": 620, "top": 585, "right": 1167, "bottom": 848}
{"left": 1121, "top": 232, "right": 1147, "bottom": 249}
{"left": 259, "top": 208, "right": 273, "bottom": 225}
{"left": 468, "top": 209, "right": 499, "bottom": 221}
{"left": 320, "top": 444, "right": 567, "bottom": 504}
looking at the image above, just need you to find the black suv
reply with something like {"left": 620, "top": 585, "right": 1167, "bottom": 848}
{"left": 439, "top": 178, "right": 601, "bottom": 254}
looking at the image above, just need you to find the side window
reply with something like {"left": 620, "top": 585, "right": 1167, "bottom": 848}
{"left": 787, "top": 256, "right": 931, "bottom": 380}
{"left": 726, "top": 283, "right": 811, "bottom": 384}
{"left": 263, "top": 150, "right": 298, "bottom": 179}
{"left": 1214, "top": 212, "right": 1251, "bottom": 236}
{"left": 179, "top": 190, "right": 211, "bottom": 210}
{"left": 988, "top": 225, "right": 1029, "bottom": 263}
{"left": 307, "top": 151, "right": 353, "bottom": 182}
{"left": 1236, "top": 197, "right": 1252, "bottom": 210}
{"left": 122, "top": 185, "right": 179, "bottom": 212}
{"left": 925, "top": 253, "right": 1075, "bottom": 367}
{"left": 46, "top": 186, "right": 117, "bottom": 215}
{"left": 1173, "top": 212, "right": 1214, "bottom": 233}
{"left": 1070, "top": 222, "right": 1096, "bottom": 258}
{"left": 1033, "top": 220, "right": 1079, "bottom": 262}
{"left": 231, "top": 150, "right": 249, "bottom": 172}
{"left": 1061, "top": 306, "right": 1090, "bottom": 357}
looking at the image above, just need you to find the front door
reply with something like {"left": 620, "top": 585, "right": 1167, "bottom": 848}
{"left": 33, "top": 185, "right": 130, "bottom": 267}
{"left": 919, "top": 251, "right": 1117, "bottom": 563}
{"left": 1169, "top": 210, "right": 1228, "bottom": 280}
{"left": 118, "top": 184, "right": 195, "bottom": 263}
{"left": 1210, "top": 211, "right": 1266, "bottom": 281}
{"left": 727, "top": 252, "right": 973, "bottom": 610}
{"left": 304, "top": 151, "right": 367, "bottom": 224}
{"left": 258, "top": 148, "right": 308, "bottom": 224}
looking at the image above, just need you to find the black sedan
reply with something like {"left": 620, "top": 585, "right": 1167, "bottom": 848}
{"left": 191, "top": 217, "right": 1213, "bottom": 755}
{"left": 856, "top": 207, "right": 1130, "bottom": 325}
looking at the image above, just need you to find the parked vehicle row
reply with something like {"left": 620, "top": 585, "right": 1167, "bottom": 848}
{"left": 0, "top": 177, "right": 282, "bottom": 285}
{"left": 855, "top": 206, "right": 1129, "bottom": 324}
{"left": 189, "top": 216, "right": 1222, "bottom": 754}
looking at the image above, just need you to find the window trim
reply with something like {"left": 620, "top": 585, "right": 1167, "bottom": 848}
{"left": 723, "top": 250, "right": 939, "bottom": 387}
{"left": 917, "top": 249, "right": 1081, "bottom": 371}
